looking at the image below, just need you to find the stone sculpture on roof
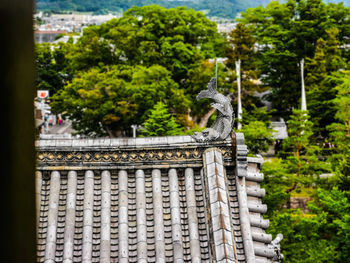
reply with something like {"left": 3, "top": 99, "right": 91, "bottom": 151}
{"left": 192, "top": 77, "right": 234, "bottom": 142}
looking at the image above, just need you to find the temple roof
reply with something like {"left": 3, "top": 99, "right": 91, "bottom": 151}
{"left": 35, "top": 134, "right": 280, "bottom": 263}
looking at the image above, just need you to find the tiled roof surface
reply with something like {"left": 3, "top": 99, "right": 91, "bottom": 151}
{"left": 37, "top": 168, "right": 212, "bottom": 262}
{"left": 35, "top": 135, "right": 279, "bottom": 263}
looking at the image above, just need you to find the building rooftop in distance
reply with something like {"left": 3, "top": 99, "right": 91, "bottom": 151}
{"left": 271, "top": 121, "right": 288, "bottom": 140}
{"left": 35, "top": 134, "right": 282, "bottom": 263}
{"left": 34, "top": 30, "right": 68, "bottom": 43}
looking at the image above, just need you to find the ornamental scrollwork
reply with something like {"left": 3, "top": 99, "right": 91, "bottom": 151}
{"left": 37, "top": 146, "right": 232, "bottom": 165}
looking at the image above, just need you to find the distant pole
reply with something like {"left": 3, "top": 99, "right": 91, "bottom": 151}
{"left": 236, "top": 59, "right": 242, "bottom": 129}
{"left": 131, "top": 125, "right": 137, "bottom": 138}
{"left": 300, "top": 59, "right": 307, "bottom": 111}
{"left": 215, "top": 58, "right": 218, "bottom": 87}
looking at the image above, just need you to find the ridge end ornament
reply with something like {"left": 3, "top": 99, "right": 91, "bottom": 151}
{"left": 192, "top": 77, "right": 234, "bottom": 142}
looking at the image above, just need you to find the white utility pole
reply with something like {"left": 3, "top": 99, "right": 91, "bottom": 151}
{"left": 215, "top": 58, "right": 218, "bottom": 87}
{"left": 236, "top": 59, "right": 242, "bottom": 129}
{"left": 131, "top": 124, "right": 138, "bottom": 138}
{"left": 300, "top": 59, "right": 307, "bottom": 111}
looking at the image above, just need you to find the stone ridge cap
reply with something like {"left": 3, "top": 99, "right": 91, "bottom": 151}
{"left": 247, "top": 156, "right": 264, "bottom": 164}
{"left": 36, "top": 135, "right": 233, "bottom": 149}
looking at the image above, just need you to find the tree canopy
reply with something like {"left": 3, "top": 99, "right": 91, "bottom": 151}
{"left": 239, "top": 0, "right": 350, "bottom": 123}
{"left": 50, "top": 5, "right": 226, "bottom": 135}
{"left": 66, "top": 5, "right": 225, "bottom": 75}
{"left": 51, "top": 64, "right": 189, "bottom": 136}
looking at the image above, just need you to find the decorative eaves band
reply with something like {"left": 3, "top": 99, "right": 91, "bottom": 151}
{"left": 36, "top": 136, "right": 234, "bottom": 169}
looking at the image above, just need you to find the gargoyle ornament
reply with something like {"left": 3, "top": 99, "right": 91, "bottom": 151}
{"left": 192, "top": 78, "right": 234, "bottom": 142}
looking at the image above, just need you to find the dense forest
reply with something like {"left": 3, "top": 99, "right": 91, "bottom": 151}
{"left": 35, "top": 1, "right": 350, "bottom": 262}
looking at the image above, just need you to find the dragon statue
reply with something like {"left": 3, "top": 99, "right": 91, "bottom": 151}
{"left": 192, "top": 77, "right": 234, "bottom": 142}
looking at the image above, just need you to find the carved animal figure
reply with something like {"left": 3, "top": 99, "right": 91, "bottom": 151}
{"left": 192, "top": 78, "right": 234, "bottom": 142}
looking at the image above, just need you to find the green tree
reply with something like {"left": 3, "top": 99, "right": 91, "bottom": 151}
{"left": 67, "top": 5, "right": 224, "bottom": 81}
{"left": 326, "top": 70, "right": 350, "bottom": 190}
{"left": 261, "top": 158, "right": 293, "bottom": 215}
{"left": 53, "top": 5, "right": 226, "bottom": 132}
{"left": 239, "top": 0, "right": 350, "bottom": 118}
{"left": 277, "top": 110, "right": 331, "bottom": 194}
{"left": 51, "top": 66, "right": 135, "bottom": 137}
{"left": 238, "top": 106, "right": 275, "bottom": 155}
{"left": 261, "top": 110, "right": 349, "bottom": 262}
{"left": 305, "top": 28, "right": 346, "bottom": 137}
{"left": 326, "top": 2, "right": 350, "bottom": 61}
{"left": 239, "top": 121, "right": 274, "bottom": 155}
{"left": 141, "top": 101, "right": 183, "bottom": 136}
{"left": 66, "top": 25, "right": 117, "bottom": 73}
{"left": 262, "top": 157, "right": 343, "bottom": 262}
{"left": 51, "top": 65, "right": 188, "bottom": 136}
{"left": 305, "top": 38, "right": 327, "bottom": 87}
{"left": 331, "top": 70, "right": 350, "bottom": 136}
{"left": 225, "top": 23, "right": 264, "bottom": 109}
{"left": 263, "top": 110, "right": 331, "bottom": 204}
{"left": 281, "top": 110, "right": 314, "bottom": 174}
{"left": 129, "top": 64, "right": 190, "bottom": 124}
{"left": 240, "top": 1, "right": 301, "bottom": 117}
{"left": 265, "top": 187, "right": 350, "bottom": 263}
{"left": 35, "top": 42, "right": 70, "bottom": 95}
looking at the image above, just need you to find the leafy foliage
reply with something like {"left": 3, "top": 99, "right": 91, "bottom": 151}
{"left": 238, "top": 106, "right": 274, "bottom": 154}
{"left": 331, "top": 70, "right": 350, "bottom": 130}
{"left": 49, "top": 5, "right": 227, "bottom": 135}
{"left": 239, "top": 120, "right": 274, "bottom": 154}
{"left": 141, "top": 101, "right": 183, "bottom": 136}
{"left": 239, "top": 0, "right": 350, "bottom": 119}
{"left": 261, "top": 159, "right": 292, "bottom": 214}
{"left": 225, "top": 23, "right": 265, "bottom": 108}
{"left": 305, "top": 28, "right": 347, "bottom": 137}
{"left": 265, "top": 188, "right": 350, "bottom": 263}
{"left": 51, "top": 65, "right": 188, "bottom": 136}
{"left": 325, "top": 70, "right": 350, "bottom": 190}
{"left": 261, "top": 109, "right": 348, "bottom": 263}
{"left": 280, "top": 110, "right": 331, "bottom": 188}
{"left": 35, "top": 42, "right": 71, "bottom": 95}
{"left": 66, "top": 5, "right": 225, "bottom": 79}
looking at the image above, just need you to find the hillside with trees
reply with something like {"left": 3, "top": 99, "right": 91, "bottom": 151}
{"left": 36, "top": 0, "right": 274, "bottom": 18}
{"left": 37, "top": 0, "right": 350, "bottom": 18}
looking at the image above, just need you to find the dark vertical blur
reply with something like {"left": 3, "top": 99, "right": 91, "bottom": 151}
{"left": 0, "top": 0, "right": 36, "bottom": 262}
